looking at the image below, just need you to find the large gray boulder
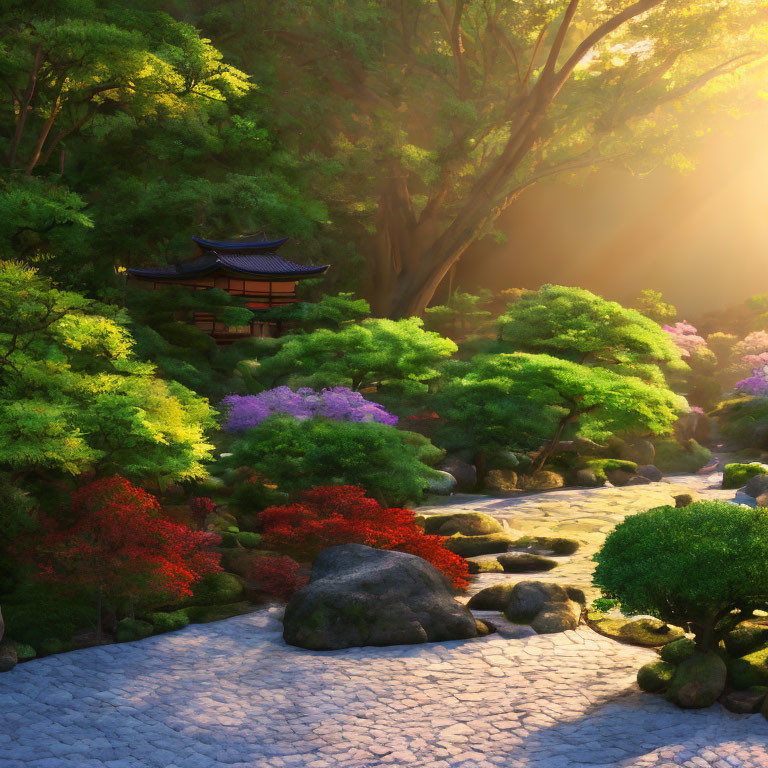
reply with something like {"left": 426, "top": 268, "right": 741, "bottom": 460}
{"left": 283, "top": 544, "right": 479, "bottom": 650}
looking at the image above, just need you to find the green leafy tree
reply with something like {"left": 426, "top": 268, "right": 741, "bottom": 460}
{"left": 255, "top": 318, "right": 457, "bottom": 392}
{"left": 228, "top": 416, "right": 442, "bottom": 505}
{"left": 201, "top": 1, "right": 768, "bottom": 316}
{"left": 594, "top": 501, "right": 768, "bottom": 651}
{"left": 437, "top": 352, "right": 685, "bottom": 474}
{"left": 424, "top": 290, "right": 493, "bottom": 339}
{"left": 496, "top": 285, "right": 685, "bottom": 383}
{"left": 633, "top": 289, "right": 677, "bottom": 325}
{"left": 0, "top": 261, "right": 215, "bottom": 482}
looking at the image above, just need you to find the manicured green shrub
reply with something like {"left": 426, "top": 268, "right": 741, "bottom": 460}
{"left": 38, "top": 638, "right": 66, "bottom": 656}
{"left": 150, "top": 610, "right": 190, "bottom": 634}
{"left": 191, "top": 572, "right": 243, "bottom": 605}
{"left": 652, "top": 438, "right": 712, "bottom": 474}
{"left": 724, "top": 624, "right": 768, "bottom": 658}
{"left": 713, "top": 397, "right": 768, "bottom": 450}
{"left": 591, "top": 597, "right": 619, "bottom": 613}
{"left": 115, "top": 619, "right": 154, "bottom": 643}
{"left": 722, "top": 462, "right": 768, "bottom": 490}
{"left": 727, "top": 645, "right": 768, "bottom": 689}
{"left": 594, "top": 501, "right": 768, "bottom": 652}
{"left": 236, "top": 532, "right": 262, "bottom": 549}
{"left": 11, "top": 642, "right": 36, "bottom": 661}
{"left": 228, "top": 415, "right": 443, "bottom": 505}
{"left": 185, "top": 602, "right": 253, "bottom": 623}
{"left": 1, "top": 586, "right": 95, "bottom": 648}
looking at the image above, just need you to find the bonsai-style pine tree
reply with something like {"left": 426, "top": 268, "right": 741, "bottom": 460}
{"left": 496, "top": 285, "right": 685, "bottom": 383}
{"left": 438, "top": 352, "right": 685, "bottom": 475}
{"left": 594, "top": 501, "right": 768, "bottom": 651}
{"left": 0, "top": 262, "right": 215, "bottom": 483}
{"left": 31, "top": 477, "right": 221, "bottom": 636}
{"left": 256, "top": 318, "right": 457, "bottom": 392}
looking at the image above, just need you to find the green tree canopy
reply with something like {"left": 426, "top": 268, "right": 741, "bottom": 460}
{"left": 424, "top": 290, "right": 493, "bottom": 339}
{"left": 255, "top": 317, "right": 457, "bottom": 392}
{"left": 633, "top": 289, "right": 677, "bottom": 325}
{"left": 199, "top": 0, "right": 768, "bottom": 316}
{"left": 594, "top": 501, "right": 768, "bottom": 650}
{"left": 437, "top": 352, "right": 685, "bottom": 472}
{"left": 0, "top": 261, "right": 215, "bottom": 482}
{"left": 496, "top": 285, "right": 685, "bottom": 383}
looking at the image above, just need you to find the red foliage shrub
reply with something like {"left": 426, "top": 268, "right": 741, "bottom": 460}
{"left": 31, "top": 477, "right": 222, "bottom": 607}
{"left": 249, "top": 555, "right": 308, "bottom": 600}
{"left": 259, "top": 486, "right": 469, "bottom": 589}
{"left": 190, "top": 496, "right": 217, "bottom": 529}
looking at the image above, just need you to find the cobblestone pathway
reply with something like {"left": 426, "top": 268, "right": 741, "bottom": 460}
{"left": 2, "top": 475, "right": 767, "bottom": 768}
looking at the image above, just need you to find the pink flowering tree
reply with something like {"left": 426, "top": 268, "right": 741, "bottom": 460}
{"left": 733, "top": 333, "right": 768, "bottom": 396}
{"left": 663, "top": 322, "right": 707, "bottom": 358}
{"left": 222, "top": 386, "right": 398, "bottom": 432}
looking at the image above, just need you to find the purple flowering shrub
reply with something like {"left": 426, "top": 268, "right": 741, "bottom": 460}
{"left": 222, "top": 386, "right": 398, "bottom": 431}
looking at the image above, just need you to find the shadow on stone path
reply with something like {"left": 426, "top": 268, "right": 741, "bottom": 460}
{"left": 2, "top": 475, "right": 767, "bottom": 768}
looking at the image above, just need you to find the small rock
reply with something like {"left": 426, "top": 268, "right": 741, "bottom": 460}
{"left": 574, "top": 468, "right": 603, "bottom": 487}
{"left": 484, "top": 469, "right": 518, "bottom": 494}
{"left": 423, "top": 512, "right": 503, "bottom": 537}
{"left": 442, "top": 533, "right": 518, "bottom": 558}
{"left": 720, "top": 688, "right": 767, "bottom": 714}
{"left": 438, "top": 457, "right": 477, "bottom": 493}
{"left": 625, "top": 474, "right": 652, "bottom": 485}
{"left": 619, "top": 437, "right": 655, "bottom": 465}
{"left": 744, "top": 474, "right": 768, "bottom": 498}
{"left": 637, "top": 464, "right": 663, "bottom": 482}
{"left": 674, "top": 493, "right": 696, "bottom": 508}
{"left": 605, "top": 468, "right": 635, "bottom": 486}
{"left": 757, "top": 492, "right": 768, "bottom": 507}
{"left": 466, "top": 558, "right": 504, "bottom": 574}
{"left": 530, "top": 602, "right": 581, "bottom": 634}
{"left": 426, "top": 470, "right": 457, "bottom": 496}
{"left": 516, "top": 471, "right": 564, "bottom": 491}
{"left": 0, "top": 641, "right": 17, "bottom": 673}
{"left": 467, "top": 584, "right": 516, "bottom": 611}
{"left": 496, "top": 553, "right": 558, "bottom": 573}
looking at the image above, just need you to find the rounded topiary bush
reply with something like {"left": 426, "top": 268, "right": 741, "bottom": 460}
{"left": 150, "top": 610, "right": 190, "bottom": 634}
{"left": 115, "top": 619, "right": 154, "bottom": 643}
{"left": 594, "top": 500, "right": 768, "bottom": 705}
{"left": 191, "top": 571, "right": 243, "bottom": 605}
{"left": 722, "top": 462, "right": 768, "bottom": 490}
{"left": 637, "top": 661, "right": 675, "bottom": 692}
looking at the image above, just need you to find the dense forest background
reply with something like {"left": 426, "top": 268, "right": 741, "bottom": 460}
{"left": 2, "top": 0, "right": 767, "bottom": 317}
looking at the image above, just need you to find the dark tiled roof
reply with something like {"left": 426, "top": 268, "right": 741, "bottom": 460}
{"left": 128, "top": 252, "right": 329, "bottom": 279}
{"left": 192, "top": 236, "right": 289, "bottom": 252}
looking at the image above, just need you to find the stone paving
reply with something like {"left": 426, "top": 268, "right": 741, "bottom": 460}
{"left": 2, "top": 474, "right": 768, "bottom": 768}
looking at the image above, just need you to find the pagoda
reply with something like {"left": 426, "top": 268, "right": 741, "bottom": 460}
{"left": 127, "top": 236, "right": 329, "bottom": 342}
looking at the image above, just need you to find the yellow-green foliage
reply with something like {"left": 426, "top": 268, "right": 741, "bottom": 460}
{"left": 722, "top": 463, "right": 768, "bottom": 490}
{"left": 0, "top": 262, "right": 215, "bottom": 482}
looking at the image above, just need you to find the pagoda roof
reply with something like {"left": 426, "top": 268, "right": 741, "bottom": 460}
{"left": 192, "top": 235, "right": 289, "bottom": 253}
{"left": 127, "top": 252, "right": 329, "bottom": 281}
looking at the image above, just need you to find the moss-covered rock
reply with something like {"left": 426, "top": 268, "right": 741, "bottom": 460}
{"left": 236, "top": 532, "right": 262, "bottom": 549}
{"left": 483, "top": 469, "right": 518, "bottom": 494}
{"left": 660, "top": 637, "right": 696, "bottom": 665}
{"left": 724, "top": 622, "right": 768, "bottom": 659}
{"left": 722, "top": 462, "right": 768, "bottom": 490}
{"left": 466, "top": 558, "right": 504, "bottom": 574}
{"left": 191, "top": 571, "right": 244, "bottom": 605}
{"left": 666, "top": 652, "right": 727, "bottom": 708}
{"left": 592, "top": 617, "right": 685, "bottom": 647}
{"left": 150, "top": 610, "right": 190, "bottom": 634}
{"left": 115, "top": 619, "right": 154, "bottom": 643}
{"left": 637, "top": 661, "right": 675, "bottom": 692}
{"left": 496, "top": 553, "right": 558, "bottom": 573}
{"left": 423, "top": 512, "right": 503, "bottom": 537}
{"left": 442, "top": 533, "right": 517, "bottom": 558}
{"left": 578, "top": 459, "right": 637, "bottom": 484}
{"left": 530, "top": 601, "right": 580, "bottom": 633}
{"left": 467, "top": 584, "right": 516, "bottom": 611}
{"left": 515, "top": 536, "right": 580, "bottom": 555}
{"left": 516, "top": 471, "right": 564, "bottom": 491}
{"left": 727, "top": 643, "right": 768, "bottom": 689}
{"left": 185, "top": 602, "right": 254, "bottom": 624}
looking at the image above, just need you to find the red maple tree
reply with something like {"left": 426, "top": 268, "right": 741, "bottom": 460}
{"left": 259, "top": 486, "right": 469, "bottom": 589}
{"left": 31, "top": 477, "right": 222, "bottom": 634}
